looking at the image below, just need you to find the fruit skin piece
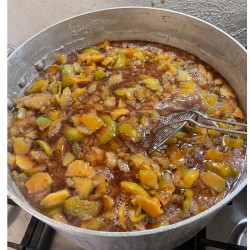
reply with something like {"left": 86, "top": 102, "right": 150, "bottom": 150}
{"left": 62, "top": 124, "right": 85, "bottom": 142}
{"left": 114, "top": 52, "right": 127, "bottom": 69}
{"left": 118, "top": 202, "right": 127, "bottom": 230}
{"left": 200, "top": 172, "right": 226, "bottom": 193}
{"left": 136, "top": 195, "right": 163, "bottom": 218}
{"left": 97, "top": 115, "right": 117, "bottom": 144}
{"left": 48, "top": 119, "right": 62, "bottom": 138}
{"left": 183, "top": 189, "right": 193, "bottom": 217}
{"left": 63, "top": 196, "right": 101, "bottom": 220}
{"left": 37, "top": 140, "right": 53, "bottom": 157}
{"left": 40, "top": 189, "right": 70, "bottom": 207}
{"left": 204, "top": 162, "right": 239, "bottom": 178}
{"left": 121, "top": 181, "right": 150, "bottom": 198}
{"left": 118, "top": 123, "right": 140, "bottom": 142}
{"left": 25, "top": 172, "right": 52, "bottom": 193}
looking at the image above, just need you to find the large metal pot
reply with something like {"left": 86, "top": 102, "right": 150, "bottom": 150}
{"left": 8, "top": 7, "right": 247, "bottom": 250}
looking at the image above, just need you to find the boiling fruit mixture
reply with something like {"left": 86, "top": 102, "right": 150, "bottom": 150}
{"left": 8, "top": 40, "right": 246, "bottom": 231}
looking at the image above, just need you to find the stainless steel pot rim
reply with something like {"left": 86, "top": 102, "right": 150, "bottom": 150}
{"left": 8, "top": 6, "right": 247, "bottom": 237}
{"left": 7, "top": 6, "right": 246, "bottom": 62}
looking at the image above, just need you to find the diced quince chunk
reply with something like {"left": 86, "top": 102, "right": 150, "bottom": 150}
{"left": 25, "top": 172, "right": 52, "bottom": 193}
{"left": 15, "top": 93, "right": 54, "bottom": 110}
{"left": 220, "top": 84, "right": 236, "bottom": 97}
{"left": 179, "top": 81, "right": 196, "bottom": 96}
{"left": 13, "top": 137, "right": 31, "bottom": 155}
{"left": 16, "top": 155, "right": 36, "bottom": 171}
{"left": 63, "top": 151, "right": 75, "bottom": 166}
{"left": 40, "top": 189, "right": 70, "bottom": 207}
{"left": 204, "top": 149, "right": 227, "bottom": 162}
{"left": 115, "top": 88, "right": 134, "bottom": 100}
{"left": 73, "top": 177, "right": 94, "bottom": 199}
{"left": 183, "top": 169, "right": 200, "bottom": 188}
{"left": 102, "top": 195, "right": 115, "bottom": 211}
{"left": 105, "top": 152, "right": 117, "bottom": 168}
{"left": 118, "top": 123, "right": 140, "bottom": 142}
{"left": 103, "top": 97, "right": 116, "bottom": 108}
{"left": 139, "top": 170, "right": 159, "bottom": 189}
{"left": 60, "top": 87, "right": 72, "bottom": 109}
{"left": 81, "top": 114, "right": 104, "bottom": 132}
{"left": 233, "top": 107, "right": 244, "bottom": 119}
{"left": 131, "top": 153, "right": 151, "bottom": 169}
{"left": 114, "top": 52, "right": 126, "bottom": 69}
{"left": 8, "top": 153, "right": 16, "bottom": 168}
{"left": 25, "top": 80, "right": 48, "bottom": 95}
{"left": 65, "top": 160, "right": 95, "bottom": 178}
{"left": 110, "top": 108, "right": 130, "bottom": 120}
{"left": 176, "top": 70, "right": 192, "bottom": 82}
{"left": 166, "top": 145, "right": 184, "bottom": 165}
{"left": 183, "top": 189, "right": 193, "bottom": 216}
{"left": 143, "top": 77, "right": 163, "bottom": 91}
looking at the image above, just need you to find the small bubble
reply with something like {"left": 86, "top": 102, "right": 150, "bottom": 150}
{"left": 116, "top": 196, "right": 124, "bottom": 208}
{"left": 104, "top": 168, "right": 114, "bottom": 181}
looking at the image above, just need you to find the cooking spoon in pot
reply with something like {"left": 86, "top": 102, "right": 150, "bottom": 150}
{"left": 147, "top": 107, "right": 247, "bottom": 154}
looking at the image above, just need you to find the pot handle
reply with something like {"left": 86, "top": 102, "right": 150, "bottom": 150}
{"left": 7, "top": 43, "right": 17, "bottom": 57}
